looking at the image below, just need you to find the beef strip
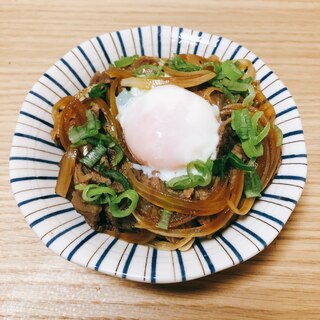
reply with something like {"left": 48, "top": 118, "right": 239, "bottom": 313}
{"left": 89, "top": 71, "right": 112, "bottom": 86}
{"left": 71, "top": 190, "right": 102, "bottom": 229}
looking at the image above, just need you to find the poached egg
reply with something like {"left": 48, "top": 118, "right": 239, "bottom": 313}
{"left": 117, "top": 84, "right": 220, "bottom": 181}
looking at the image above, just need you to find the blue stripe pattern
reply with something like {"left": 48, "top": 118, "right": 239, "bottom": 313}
{"left": 96, "top": 36, "right": 111, "bottom": 64}
{"left": 30, "top": 207, "right": 74, "bottom": 228}
{"left": 46, "top": 221, "right": 86, "bottom": 247}
{"left": 230, "top": 44, "right": 241, "bottom": 60}
{"left": 233, "top": 222, "right": 267, "bottom": 248}
{"left": 176, "top": 250, "right": 186, "bottom": 281}
{"left": 77, "top": 45, "right": 96, "bottom": 73}
{"left": 151, "top": 248, "right": 157, "bottom": 283}
{"left": 122, "top": 244, "right": 138, "bottom": 278}
{"left": 211, "top": 36, "right": 222, "bottom": 55}
{"left": 283, "top": 130, "right": 303, "bottom": 138}
{"left": 157, "top": 26, "right": 161, "bottom": 58}
{"left": 67, "top": 231, "right": 98, "bottom": 261}
{"left": 20, "top": 111, "right": 53, "bottom": 128}
{"left": 195, "top": 239, "right": 215, "bottom": 273}
{"left": 95, "top": 238, "right": 118, "bottom": 270}
{"left": 138, "top": 27, "right": 145, "bottom": 56}
{"left": 219, "top": 234, "right": 243, "bottom": 262}
{"left": 252, "top": 56, "right": 259, "bottom": 64}
{"left": 116, "top": 31, "right": 127, "bottom": 57}
{"left": 262, "top": 193, "right": 297, "bottom": 204}
{"left": 176, "top": 27, "right": 183, "bottom": 54}
{"left": 14, "top": 132, "right": 56, "bottom": 148}
{"left": 18, "top": 194, "right": 60, "bottom": 207}
{"left": 274, "top": 175, "right": 306, "bottom": 182}
{"left": 44, "top": 73, "right": 71, "bottom": 96}
{"left": 193, "top": 31, "right": 203, "bottom": 54}
{"left": 60, "top": 58, "right": 86, "bottom": 88}
{"left": 260, "top": 70, "right": 273, "bottom": 83}
{"left": 9, "top": 156, "right": 59, "bottom": 165}
{"left": 282, "top": 153, "right": 307, "bottom": 160}
{"left": 10, "top": 176, "right": 57, "bottom": 183}
{"left": 276, "top": 106, "right": 297, "bottom": 118}
{"left": 250, "top": 209, "right": 284, "bottom": 227}
{"left": 29, "top": 90, "right": 53, "bottom": 107}
{"left": 267, "top": 87, "right": 287, "bottom": 101}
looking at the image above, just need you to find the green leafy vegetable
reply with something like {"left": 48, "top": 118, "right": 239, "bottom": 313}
{"left": 109, "top": 189, "right": 139, "bottom": 218}
{"left": 114, "top": 55, "right": 139, "bottom": 68}
{"left": 156, "top": 209, "right": 172, "bottom": 230}
{"left": 88, "top": 83, "right": 108, "bottom": 100}
{"left": 167, "top": 54, "right": 201, "bottom": 72}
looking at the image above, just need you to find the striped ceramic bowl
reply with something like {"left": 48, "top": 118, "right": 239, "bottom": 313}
{"left": 9, "top": 26, "right": 307, "bottom": 283}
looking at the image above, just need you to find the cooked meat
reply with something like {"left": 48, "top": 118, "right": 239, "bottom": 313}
{"left": 181, "top": 188, "right": 194, "bottom": 199}
{"left": 194, "top": 188, "right": 212, "bottom": 200}
{"left": 71, "top": 190, "right": 102, "bottom": 229}
{"left": 74, "top": 164, "right": 92, "bottom": 184}
{"left": 89, "top": 71, "right": 112, "bottom": 86}
{"left": 217, "top": 119, "right": 238, "bottom": 158}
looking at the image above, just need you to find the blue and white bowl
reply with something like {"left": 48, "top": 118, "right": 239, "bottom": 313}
{"left": 9, "top": 26, "right": 307, "bottom": 283}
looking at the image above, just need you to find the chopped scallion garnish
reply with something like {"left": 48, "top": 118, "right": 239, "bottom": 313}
{"left": 80, "top": 143, "right": 107, "bottom": 169}
{"left": 114, "top": 55, "right": 139, "bottom": 68}
{"left": 109, "top": 189, "right": 139, "bottom": 218}
{"left": 156, "top": 209, "right": 172, "bottom": 230}
{"left": 133, "top": 64, "right": 164, "bottom": 78}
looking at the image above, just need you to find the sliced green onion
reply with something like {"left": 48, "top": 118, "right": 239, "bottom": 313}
{"left": 166, "top": 159, "right": 213, "bottom": 190}
{"left": 252, "top": 122, "right": 270, "bottom": 145}
{"left": 166, "top": 175, "right": 195, "bottom": 190}
{"left": 242, "top": 83, "right": 255, "bottom": 107}
{"left": 156, "top": 209, "right": 172, "bottom": 230}
{"left": 110, "top": 144, "right": 124, "bottom": 166}
{"left": 187, "top": 160, "right": 212, "bottom": 187}
{"left": 244, "top": 160, "right": 262, "bottom": 198}
{"left": 109, "top": 189, "right": 139, "bottom": 218}
{"left": 87, "top": 133, "right": 115, "bottom": 147}
{"left": 100, "top": 168, "right": 131, "bottom": 190}
{"left": 231, "top": 108, "right": 252, "bottom": 140}
{"left": 222, "top": 78, "right": 249, "bottom": 92}
{"left": 114, "top": 55, "right": 139, "bottom": 68}
{"left": 69, "top": 110, "right": 101, "bottom": 145}
{"left": 273, "top": 125, "right": 283, "bottom": 147}
{"left": 227, "top": 153, "right": 256, "bottom": 172}
{"left": 221, "top": 60, "right": 244, "bottom": 81}
{"left": 133, "top": 64, "right": 164, "bottom": 78}
{"left": 75, "top": 184, "right": 86, "bottom": 191}
{"left": 241, "top": 140, "right": 264, "bottom": 158}
{"left": 81, "top": 184, "right": 116, "bottom": 204}
{"left": 167, "top": 54, "right": 201, "bottom": 72}
{"left": 80, "top": 143, "right": 107, "bottom": 169}
{"left": 212, "top": 157, "right": 228, "bottom": 179}
{"left": 88, "top": 83, "right": 108, "bottom": 99}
